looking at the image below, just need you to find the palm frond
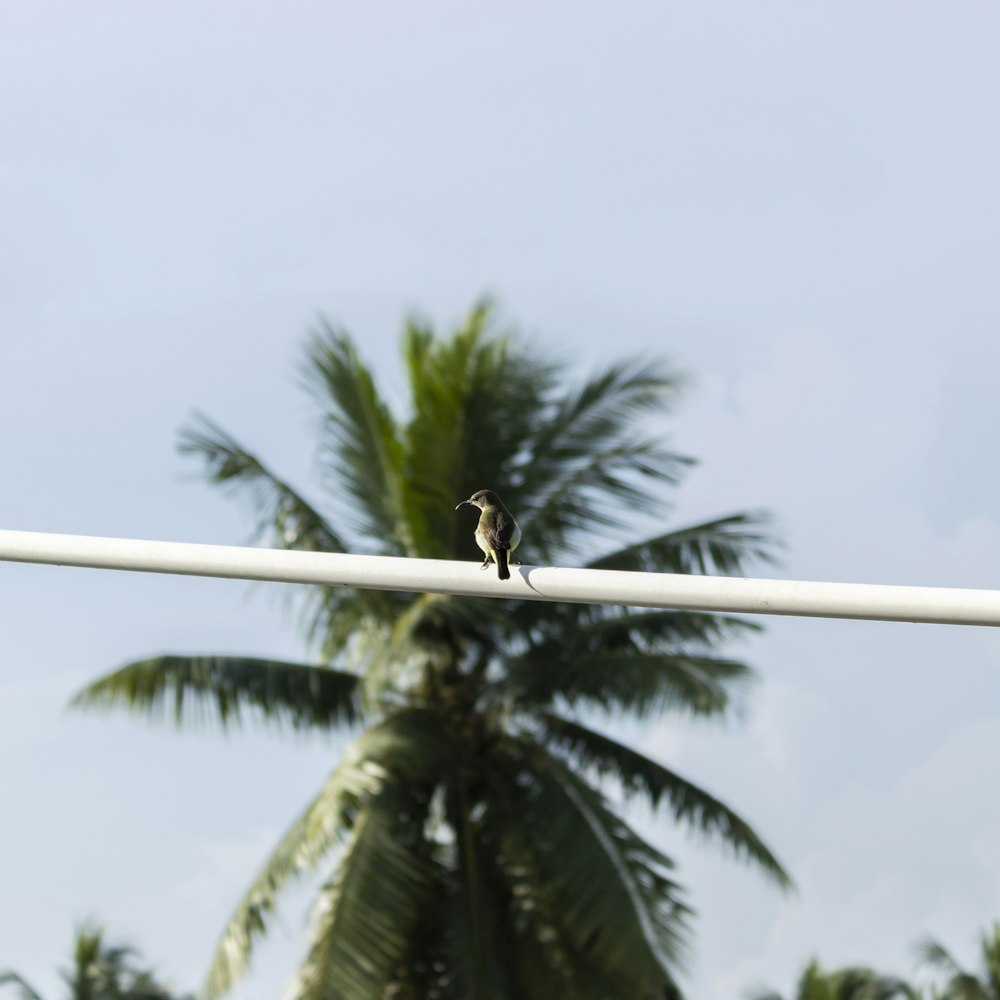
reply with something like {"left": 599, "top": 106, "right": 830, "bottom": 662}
{"left": 836, "top": 968, "right": 923, "bottom": 1000}
{"left": 179, "top": 414, "right": 347, "bottom": 554}
{"left": 396, "top": 314, "right": 471, "bottom": 558}
{"left": 757, "top": 961, "right": 923, "bottom": 1000}
{"left": 497, "top": 871, "right": 620, "bottom": 1000}
{"left": 287, "top": 789, "right": 435, "bottom": 1000}
{"left": 0, "top": 972, "right": 44, "bottom": 1000}
{"left": 444, "top": 801, "right": 621, "bottom": 1000}
{"left": 423, "top": 799, "right": 521, "bottom": 1000}
{"left": 940, "top": 977, "right": 991, "bottom": 1000}
{"left": 508, "top": 604, "right": 762, "bottom": 667}
{"left": 71, "top": 655, "right": 362, "bottom": 733}
{"left": 571, "top": 607, "right": 763, "bottom": 650}
{"left": 915, "top": 928, "right": 1000, "bottom": 998}
{"left": 862, "top": 974, "right": 923, "bottom": 1000}
{"left": 537, "top": 713, "right": 791, "bottom": 889}
{"left": 54, "top": 923, "right": 187, "bottom": 1000}
{"left": 589, "top": 511, "right": 780, "bottom": 575}
{"left": 523, "top": 440, "right": 693, "bottom": 560}
{"left": 514, "top": 358, "right": 692, "bottom": 558}
{"left": 741, "top": 988, "right": 784, "bottom": 1000}
{"left": 978, "top": 924, "right": 1000, "bottom": 999}
{"left": 916, "top": 938, "right": 967, "bottom": 978}
{"left": 305, "top": 580, "right": 429, "bottom": 668}
{"left": 525, "top": 357, "right": 686, "bottom": 486}
{"left": 504, "top": 935, "right": 620, "bottom": 1000}
{"left": 453, "top": 799, "right": 497, "bottom": 1000}
{"left": 402, "top": 302, "right": 560, "bottom": 560}
{"left": 202, "top": 707, "right": 462, "bottom": 999}
{"left": 303, "top": 322, "right": 409, "bottom": 552}
{"left": 508, "top": 648, "right": 753, "bottom": 719}
{"left": 489, "top": 735, "right": 689, "bottom": 995}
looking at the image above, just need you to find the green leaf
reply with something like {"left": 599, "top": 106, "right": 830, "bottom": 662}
{"left": 747, "top": 959, "right": 923, "bottom": 1000}
{"left": 304, "top": 322, "right": 409, "bottom": 552}
{"left": 287, "top": 788, "right": 435, "bottom": 1000}
{"left": 468, "top": 816, "right": 627, "bottom": 1000}
{"left": 509, "top": 604, "right": 762, "bottom": 667}
{"left": 537, "top": 713, "right": 792, "bottom": 889}
{"left": 569, "top": 607, "right": 763, "bottom": 650}
{"left": 179, "top": 414, "right": 374, "bottom": 652}
{"left": 917, "top": 930, "right": 998, "bottom": 999}
{"left": 589, "top": 511, "right": 780, "bottom": 575}
{"left": 71, "top": 655, "right": 363, "bottom": 733}
{"left": 443, "top": 793, "right": 522, "bottom": 1000}
{"left": 201, "top": 707, "right": 462, "bottom": 999}
{"left": 515, "top": 358, "right": 692, "bottom": 557}
{"left": 509, "top": 648, "right": 753, "bottom": 719}
{"left": 179, "top": 414, "right": 347, "bottom": 554}
{"left": 0, "top": 972, "right": 44, "bottom": 1000}
{"left": 401, "top": 301, "right": 560, "bottom": 560}
{"left": 489, "top": 735, "right": 689, "bottom": 995}
{"left": 742, "top": 989, "right": 784, "bottom": 1000}
{"left": 381, "top": 798, "right": 523, "bottom": 1000}
{"left": 983, "top": 924, "right": 1000, "bottom": 999}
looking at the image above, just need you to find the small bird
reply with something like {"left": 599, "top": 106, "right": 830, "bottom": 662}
{"left": 455, "top": 489, "right": 521, "bottom": 581}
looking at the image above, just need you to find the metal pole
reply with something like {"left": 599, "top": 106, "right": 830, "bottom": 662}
{"left": 1, "top": 528, "right": 999, "bottom": 626}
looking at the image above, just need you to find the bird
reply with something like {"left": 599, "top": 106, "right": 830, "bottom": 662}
{"left": 455, "top": 489, "right": 521, "bottom": 581}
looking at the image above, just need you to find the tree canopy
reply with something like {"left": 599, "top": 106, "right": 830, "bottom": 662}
{"left": 75, "top": 302, "right": 788, "bottom": 999}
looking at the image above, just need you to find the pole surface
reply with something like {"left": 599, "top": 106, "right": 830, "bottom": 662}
{"left": 2, "top": 528, "right": 999, "bottom": 626}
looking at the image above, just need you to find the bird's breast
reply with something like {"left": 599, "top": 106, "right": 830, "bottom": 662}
{"left": 473, "top": 525, "right": 491, "bottom": 555}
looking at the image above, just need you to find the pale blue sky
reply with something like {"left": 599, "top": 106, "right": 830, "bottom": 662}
{"left": 3, "top": 3, "right": 1000, "bottom": 997}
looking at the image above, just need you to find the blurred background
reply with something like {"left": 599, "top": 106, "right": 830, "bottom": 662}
{"left": 2, "top": 2, "right": 999, "bottom": 997}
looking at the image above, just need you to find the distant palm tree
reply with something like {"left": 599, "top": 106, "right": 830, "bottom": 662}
{"left": 75, "top": 302, "right": 790, "bottom": 999}
{"left": 917, "top": 923, "right": 1000, "bottom": 999}
{"left": 747, "top": 958, "right": 920, "bottom": 1000}
{"left": 0, "top": 922, "right": 189, "bottom": 1000}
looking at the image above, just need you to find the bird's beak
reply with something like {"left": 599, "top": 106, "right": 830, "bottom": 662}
{"left": 455, "top": 499, "right": 471, "bottom": 510}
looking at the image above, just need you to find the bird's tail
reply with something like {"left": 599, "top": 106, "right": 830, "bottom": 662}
{"left": 496, "top": 548, "right": 510, "bottom": 581}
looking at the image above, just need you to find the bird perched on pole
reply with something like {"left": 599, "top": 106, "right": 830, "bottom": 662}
{"left": 455, "top": 489, "right": 521, "bottom": 580}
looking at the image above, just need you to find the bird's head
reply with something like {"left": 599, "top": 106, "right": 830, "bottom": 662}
{"left": 455, "top": 488, "right": 500, "bottom": 511}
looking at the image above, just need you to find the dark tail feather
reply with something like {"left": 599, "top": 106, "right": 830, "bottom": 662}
{"left": 496, "top": 548, "right": 510, "bottom": 580}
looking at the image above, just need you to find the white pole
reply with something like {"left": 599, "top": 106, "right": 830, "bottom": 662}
{"left": 1, "top": 527, "right": 999, "bottom": 626}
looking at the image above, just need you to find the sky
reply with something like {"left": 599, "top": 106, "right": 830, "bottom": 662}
{"left": 2, "top": 2, "right": 1000, "bottom": 996}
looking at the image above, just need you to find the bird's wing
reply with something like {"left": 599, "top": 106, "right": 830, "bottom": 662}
{"left": 485, "top": 511, "right": 515, "bottom": 549}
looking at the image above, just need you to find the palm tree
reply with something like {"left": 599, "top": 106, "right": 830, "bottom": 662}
{"left": 74, "top": 302, "right": 791, "bottom": 999}
{"left": 747, "top": 958, "right": 920, "bottom": 1000}
{"left": 0, "top": 922, "right": 190, "bottom": 1000}
{"left": 917, "top": 924, "right": 1000, "bottom": 999}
